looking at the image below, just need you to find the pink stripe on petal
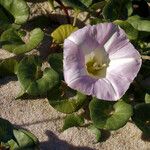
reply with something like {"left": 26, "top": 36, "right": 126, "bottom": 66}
{"left": 69, "top": 76, "right": 96, "bottom": 95}
{"left": 93, "top": 78, "right": 118, "bottom": 101}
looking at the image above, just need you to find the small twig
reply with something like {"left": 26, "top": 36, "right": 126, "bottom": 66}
{"left": 55, "top": 0, "right": 71, "bottom": 24}
{"left": 73, "top": 10, "right": 80, "bottom": 26}
{"left": 141, "top": 55, "right": 150, "bottom": 60}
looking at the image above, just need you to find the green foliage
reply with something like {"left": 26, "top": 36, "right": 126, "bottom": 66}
{"left": 114, "top": 20, "right": 138, "bottom": 40}
{"left": 61, "top": 0, "right": 89, "bottom": 11}
{"left": 89, "top": 98, "right": 133, "bottom": 130}
{"left": 127, "top": 15, "right": 150, "bottom": 32}
{"left": 88, "top": 125, "right": 101, "bottom": 143}
{"left": 48, "top": 84, "right": 87, "bottom": 114}
{"left": 48, "top": 53, "right": 63, "bottom": 78}
{"left": 17, "top": 56, "right": 59, "bottom": 97}
{"left": 0, "top": 118, "right": 39, "bottom": 149}
{"left": 0, "top": 118, "right": 14, "bottom": 142}
{"left": 0, "top": 28, "right": 44, "bottom": 54}
{"left": 145, "top": 93, "right": 150, "bottom": 103}
{"left": 0, "top": 57, "right": 18, "bottom": 78}
{"left": 103, "top": 0, "right": 133, "bottom": 21}
{"left": 91, "top": 1, "right": 106, "bottom": 10}
{"left": 132, "top": 103, "right": 150, "bottom": 136}
{"left": 0, "top": 0, "right": 29, "bottom": 25}
{"left": 51, "top": 24, "right": 78, "bottom": 44}
{"left": 62, "top": 114, "right": 84, "bottom": 131}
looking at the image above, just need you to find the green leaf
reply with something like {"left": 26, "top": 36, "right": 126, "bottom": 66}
{"left": 0, "top": 118, "right": 39, "bottom": 149}
{"left": 132, "top": 103, "right": 150, "bottom": 136}
{"left": 0, "top": 57, "right": 18, "bottom": 78}
{"left": 89, "top": 98, "right": 133, "bottom": 130}
{"left": 114, "top": 20, "right": 138, "bottom": 40}
{"left": 61, "top": 0, "right": 89, "bottom": 11}
{"left": 62, "top": 114, "right": 84, "bottom": 131}
{"left": 0, "top": 0, "right": 29, "bottom": 24}
{"left": 145, "top": 93, "right": 150, "bottom": 103}
{"left": 51, "top": 24, "right": 78, "bottom": 44}
{"left": 8, "top": 129, "right": 39, "bottom": 150}
{"left": 0, "top": 118, "right": 14, "bottom": 142}
{"left": 48, "top": 84, "right": 87, "bottom": 114}
{"left": 1, "top": 28, "right": 44, "bottom": 55}
{"left": 48, "top": 53, "right": 63, "bottom": 78}
{"left": 17, "top": 56, "right": 59, "bottom": 97}
{"left": 127, "top": 15, "right": 150, "bottom": 32}
{"left": 102, "top": 0, "right": 133, "bottom": 21}
{"left": 88, "top": 125, "right": 101, "bottom": 143}
{"left": 80, "top": 0, "right": 93, "bottom": 7}
{"left": 91, "top": 1, "right": 106, "bottom": 10}
{"left": 19, "top": 129, "right": 39, "bottom": 144}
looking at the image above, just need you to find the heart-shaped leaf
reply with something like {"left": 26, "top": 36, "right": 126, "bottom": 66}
{"left": 51, "top": 24, "right": 78, "bottom": 44}
{"left": 114, "top": 20, "right": 138, "bottom": 40}
{"left": 89, "top": 98, "right": 133, "bottom": 130}
{"left": 17, "top": 56, "right": 59, "bottom": 97}
{"left": 0, "top": 0, "right": 29, "bottom": 25}
{"left": 48, "top": 53, "right": 63, "bottom": 78}
{"left": 48, "top": 84, "right": 87, "bottom": 114}
{"left": 132, "top": 103, "right": 150, "bottom": 136}
{"left": 62, "top": 114, "right": 84, "bottom": 131}
{"left": 127, "top": 15, "right": 150, "bottom": 32}
{"left": 0, "top": 57, "right": 18, "bottom": 78}
{"left": 1, "top": 28, "right": 44, "bottom": 55}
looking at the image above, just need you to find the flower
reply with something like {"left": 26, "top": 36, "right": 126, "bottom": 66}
{"left": 63, "top": 23, "right": 142, "bottom": 101}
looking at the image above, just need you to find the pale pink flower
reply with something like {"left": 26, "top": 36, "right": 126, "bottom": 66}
{"left": 63, "top": 23, "right": 142, "bottom": 101}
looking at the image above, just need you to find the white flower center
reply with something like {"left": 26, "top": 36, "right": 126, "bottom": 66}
{"left": 85, "top": 47, "right": 109, "bottom": 78}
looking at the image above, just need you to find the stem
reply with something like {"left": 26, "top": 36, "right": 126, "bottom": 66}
{"left": 73, "top": 10, "right": 80, "bottom": 26}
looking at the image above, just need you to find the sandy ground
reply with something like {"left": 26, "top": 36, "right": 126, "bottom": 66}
{"left": 0, "top": 2, "right": 150, "bottom": 150}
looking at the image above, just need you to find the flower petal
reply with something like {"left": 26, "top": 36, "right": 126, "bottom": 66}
{"left": 107, "top": 57, "right": 141, "bottom": 82}
{"left": 93, "top": 78, "right": 117, "bottom": 100}
{"left": 63, "top": 39, "right": 86, "bottom": 84}
{"left": 68, "top": 76, "right": 96, "bottom": 95}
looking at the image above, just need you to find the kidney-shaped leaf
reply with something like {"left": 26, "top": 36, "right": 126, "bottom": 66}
{"left": 0, "top": 57, "right": 18, "bottom": 78}
{"left": 51, "top": 24, "right": 78, "bottom": 44}
{"left": 62, "top": 114, "right": 84, "bottom": 131}
{"left": 0, "top": 0, "right": 29, "bottom": 25}
{"left": 132, "top": 103, "right": 150, "bottom": 136}
{"left": 89, "top": 98, "right": 133, "bottom": 130}
{"left": 1, "top": 28, "right": 44, "bottom": 55}
{"left": 17, "top": 56, "right": 59, "bottom": 97}
{"left": 48, "top": 84, "right": 87, "bottom": 114}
